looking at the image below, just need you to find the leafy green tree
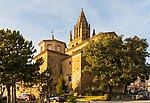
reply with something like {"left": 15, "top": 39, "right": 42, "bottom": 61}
{"left": 83, "top": 35, "right": 124, "bottom": 93}
{"left": 83, "top": 34, "right": 150, "bottom": 93}
{"left": 0, "top": 29, "right": 43, "bottom": 102}
{"left": 121, "top": 36, "right": 150, "bottom": 93}
{"left": 56, "top": 75, "right": 67, "bottom": 95}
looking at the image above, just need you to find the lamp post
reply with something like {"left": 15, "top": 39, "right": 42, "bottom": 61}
{"left": 45, "top": 68, "right": 51, "bottom": 103}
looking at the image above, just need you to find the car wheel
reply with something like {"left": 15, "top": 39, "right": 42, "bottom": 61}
{"left": 53, "top": 99, "right": 57, "bottom": 102}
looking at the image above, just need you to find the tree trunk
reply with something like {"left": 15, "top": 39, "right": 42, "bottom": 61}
{"left": 0, "top": 85, "right": 5, "bottom": 103}
{"left": 12, "top": 79, "right": 17, "bottom": 103}
{"left": 6, "top": 85, "right": 11, "bottom": 103}
{"left": 12, "top": 83, "right": 14, "bottom": 102}
{"left": 0, "top": 94, "right": 2, "bottom": 103}
{"left": 108, "top": 85, "right": 113, "bottom": 94}
{"left": 14, "top": 81, "right": 17, "bottom": 103}
{"left": 124, "top": 83, "right": 128, "bottom": 94}
{"left": 0, "top": 86, "right": 2, "bottom": 103}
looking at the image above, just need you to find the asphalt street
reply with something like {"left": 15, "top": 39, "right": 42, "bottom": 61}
{"left": 77, "top": 100, "right": 150, "bottom": 103}
{"left": 7, "top": 100, "right": 150, "bottom": 103}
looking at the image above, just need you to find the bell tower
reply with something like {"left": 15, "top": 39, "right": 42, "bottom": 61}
{"left": 68, "top": 9, "right": 90, "bottom": 49}
{"left": 74, "top": 8, "right": 90, "bottom": 40}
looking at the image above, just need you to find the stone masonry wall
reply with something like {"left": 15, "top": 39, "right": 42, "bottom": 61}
{"left": 47, "top": 50, "right": 69, "bottom": 91}
{"left": 71, "top": 53, "right": 82, "bottom": 95}
{"left": 61, "top": 57, "right": 72, "bottom": 91}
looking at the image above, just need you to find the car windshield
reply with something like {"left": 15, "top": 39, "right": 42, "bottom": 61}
{"left": 51, "top": 94, "right": 57, "bottom": 97}
{"left": 22, "top": 94, "right": 29, "bottom": 96}
{"left": 137, "top": 90, "right": 148, "bottom": 95}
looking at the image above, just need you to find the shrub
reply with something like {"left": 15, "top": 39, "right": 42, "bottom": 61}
{"left": 67, "top": 96, "right": 77, "bottom": 103}
{"left": 104, "top": 94, "right": 111, "bottom": 100}
{"left": 56, "top": 75, "right": 68, "bottom": 95}
{"left": 85, "top": 92, "right": 93, "bottom": 96}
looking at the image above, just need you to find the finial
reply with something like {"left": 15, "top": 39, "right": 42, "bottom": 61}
{"left": 69, "top": 30, "right": 73, "bottom": 42}
{"left": 92, "top": 29, "right": 96, "bottom": 36}
{"left": 70, "top": 30, "right": 72, "bottom": 35}
{"left": 51, "top": 29, "right": 54, "bottom": 34}
{"left": 81, "top": 8, "right": 83, "bottom": 11}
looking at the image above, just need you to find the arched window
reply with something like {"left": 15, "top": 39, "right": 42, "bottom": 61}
{"left": 47, "top": 44, "right": 52, "bottom": 50}
{"left": 57, "top": 45, "right": 61, "bottom": 52}
{"left": 67, "top": 75, "right": 71, "bottom": 82}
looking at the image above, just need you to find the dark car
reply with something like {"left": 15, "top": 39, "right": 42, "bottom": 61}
{"left": 49, "top": 94, "right": 65, "bottom": 102}
{"left": 17, "top": 93, "right": 36, "bottom": 101}
{"left": 44, "top": 94, "right": 65, "bottom": 102}
{"left": 136, "top": 90, "right": 149, "bottom": 100}
{"left": 2, "top": 96, "right": 7, "bottom": 103}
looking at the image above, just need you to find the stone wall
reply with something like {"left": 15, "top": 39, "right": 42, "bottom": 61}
{"left": 61, "top": 57, "right": 72, "bottom": 91}
{"left": 47, "top": 50, "right": 69, "bottom": 90}
{"left": 71, "top": 52, "right": 82, "bottom": 94}
{"left": 34, "top": 50, "right": 48, "bottom": 73}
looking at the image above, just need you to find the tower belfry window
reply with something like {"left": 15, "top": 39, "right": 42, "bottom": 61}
{"left": 67, "top": 75, "right": 72, "bottom": 82}
{"left": 47, "top": 44, "right": 52, "bottom": 50}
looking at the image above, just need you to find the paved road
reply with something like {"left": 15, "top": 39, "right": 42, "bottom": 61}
{"left": 77, "top": 100, "right": 150, "bottom": 103}
{"left": 5, "top": 100, "right": 150, "bottom": 103}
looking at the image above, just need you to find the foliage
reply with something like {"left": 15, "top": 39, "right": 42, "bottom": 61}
{"left": 111, "top": 93, "right": 130, "bottom": 100}
{"left": 104, "top": 94, "right": 111, "bottom": 100}
{"left": 36, "top": 67, "right": 53, "bottom": 102}
{"left": 82, "top": 34, "right": 150, "bottom": 93}
{"left": 0, "top": 29, "right": 43, "bottom": 84}
{"left": 0, "top": 29, "right": 43, "bottom": 102}
{"left": 121, "top": 36, "right": 150, "bottom": 84}
{"left": 67, "top": 96, "right": 77, "bottom": 103}
{"left": 56, "top": 75, "right": 67, "bottom": 95}
{"left": 83, "top": 35, "right": 124, "bottom": 93}
{"left": 84, "top": 90, "right": 93, "bottom": 96}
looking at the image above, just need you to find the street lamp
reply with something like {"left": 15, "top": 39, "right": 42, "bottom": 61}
{"left": 45, "top": 68, "right": 51, "bottom": 103}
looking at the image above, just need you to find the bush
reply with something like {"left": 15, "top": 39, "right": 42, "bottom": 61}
{"left": 111, "top": 93, "right": 130, "bottom": 100}
{"left": 104, "top": 94, "right": 111, "bottom": 100}
{"left": 85, "top": 92, "right": 93, "bottom": 96}
{"left": 67, "top": 96, "right": 77, "bottom": 103}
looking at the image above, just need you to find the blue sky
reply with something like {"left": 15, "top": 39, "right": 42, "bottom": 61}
{"left": 0, "top": 0, "right": 150, "bottom": 62}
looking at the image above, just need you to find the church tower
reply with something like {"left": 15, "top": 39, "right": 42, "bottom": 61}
{"left": 68, "top": 9, "right": 90, "bottom": 49}
{"left": 74, "top": 8, "right": 90, "bottom": 40}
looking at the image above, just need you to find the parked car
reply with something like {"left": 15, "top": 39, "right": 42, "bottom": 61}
{"left": 44, "top": 94, "right": 65, "bottom": 102}
{"left": 136, "top": 90, "right": 149, "bottom": 100}
{"left": 17, "top": 93, "right": 36, "bottom": 101}
{"left": 2, "top": 96, "right": 7, "bottom": 103}
{"left": 49, "top": 94, "right": 65, "bottom": 102}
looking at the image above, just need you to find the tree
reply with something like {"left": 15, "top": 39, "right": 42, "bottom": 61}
{"left": 0, "top": 29, "right": 43, "bottom": 103}
{"left": 36, "top": 67, "right": 53, "bottom": 103}
{"left": 82, "top": 34, "right": 150, "bottom": 93}
{"left": 121, "top": 36, "right": 150, "bottom": 93}
{"left": 56, "top": 75, "right": 67, "bottom": 95}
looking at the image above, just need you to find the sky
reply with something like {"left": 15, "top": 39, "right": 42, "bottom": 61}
{"left": 0, "top": 0, "right": 150, "bottom": 62}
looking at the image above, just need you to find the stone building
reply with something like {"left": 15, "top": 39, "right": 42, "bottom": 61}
{"left": 34, "top": 9, "right": 118, "bottom": 96}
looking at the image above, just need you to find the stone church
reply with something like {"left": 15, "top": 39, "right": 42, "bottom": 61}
{"left": 34, "top": 9, "right": 118, "bottom": 96}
